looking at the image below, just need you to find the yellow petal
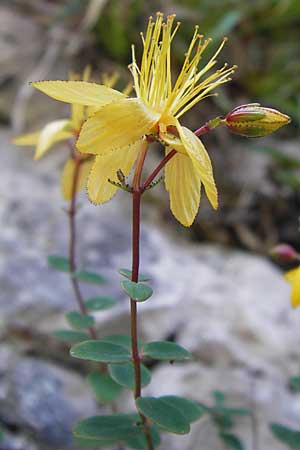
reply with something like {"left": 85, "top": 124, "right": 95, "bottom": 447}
{"left": 13, "top": 131, "right": 40, "bottom": 146}
{"left": 32, "top": 81, "right": 124, "bottom": 107}
{"left": 77, "top": 98, "right": 159, "bottom": 155}
{"left": 284, "top": 267, "right": 300, "bottom": 308}
{"left": 165, "top": 149, "right": 201, "bottom": 227}
{"left": 61, "top": 158, "right": 93, "bottom": 201}
{"left": 284, "top": 267, "right": 299, "bottom": 283}
{"left": 87, "top": 140, "right": 143, "bottom": 204}
{"left": 34, "top": 120, "right": 73, "bottom": 160}
{"left": 178, "top": 125, "right": 218, "bottom": 209}
{"left": 71, "top": 103, "right": 84, "bottom": 132}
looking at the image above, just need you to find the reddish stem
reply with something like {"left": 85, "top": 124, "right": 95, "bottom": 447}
{"left": 142, "top": 149, "right": 177, "bottom": 191}
{"left": 194, "top": 121, "right": 213, "bottom": 136}
{"left": 68, "top": 157, "right": 97, "bottom": 340}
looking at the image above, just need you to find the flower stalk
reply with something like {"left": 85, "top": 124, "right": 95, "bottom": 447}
{"left": 68, "top": 152, "right": 97, "bottom": 340}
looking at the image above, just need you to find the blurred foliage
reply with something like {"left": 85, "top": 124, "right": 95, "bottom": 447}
{"left": 250, "top": 145, "right": 300, "bottom": 191}
{"left": 199, "top": 391, "right": 250, "bottom": 450}
{"left": 89, "top": 0, "right": 300, "bottom": 124}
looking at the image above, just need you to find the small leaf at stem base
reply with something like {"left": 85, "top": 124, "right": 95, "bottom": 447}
{"left": 121, "top": 280, "right": 153, "bottom": 302}
{"left": 118, "top": 268, "right": 150, "bottom": 282}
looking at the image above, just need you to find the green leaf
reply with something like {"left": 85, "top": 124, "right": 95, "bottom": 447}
{"left": 159, "top": 396, "right": 205, "bottom": 423}
{"left": 66, "top": 311, "right": 95, "bottom": 330}
{"left": 87, "top": 371, "right": 122, "bottom": 403}
{"left": 108, "top": 362, "right": 151, "bottom": 389}
{"left": 121, "top": 280, "right": 153, "bottom": 302}
{"left": 73, "top": 414, "right": 140, "bottom": 441}
{"left": 118, "top": 268, "right": 150, "bottom": 282}
{"left": 142, "top": 341, "right": 192, "bottom": 361}
{"left": 289, "top": 376, "right": 300, "bottom": 393}
{"left": 48, "top": 255, "right": 70, "bottom": 272}
{"left": 85, "top": 296, "right": 117, "bottom": 312}
{"left": 126, "top": 426, "right": 161, "bottom": 450}
{"left": 213, "top": 390, "right": 226, "bottom": 405}
{"left": 52, "top": 329, "right": 89, "bottom": 344}
{"left": 101, "top": 334, "right": 143, "bottom": 351}
{"left": 221, "top": 407, "right": 251, "bottom": 417}
{"left": 70, "top": 340, "right": 131, "bottom": 363}
{"left": 270, "top": 423, "right": 300, "bottom": 449}
{"left": 219, "top": 432, "right": 244, "bottom": 450}
{"left": 136, "top": 396, "right": 190, "bottom": 435}
{"left": 74, "top": 437, "right": 117, "bottom": 448}
{"left": 213, "top": 414, "right": 233, "bottom": 430}
{"left": 75, "top": 271, "right": 106, "bottom": 285}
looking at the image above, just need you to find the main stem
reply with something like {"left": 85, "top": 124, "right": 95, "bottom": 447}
{"left": 130, "top": 144, "right": 154, "bottom": 450}
{"left": 68, "top": 156, "right": 97, "bottom": 340}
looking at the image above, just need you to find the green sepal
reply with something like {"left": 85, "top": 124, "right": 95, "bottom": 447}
{"left": 70, "top": 340, "right": 131, "bottom": 363}
{"left": 108, "top": 362, "right": 151, "bottom": 390}
{"left": 66, "top": 311, "right": 95, "bottom": 330}
{"left": 73, "top": 414, "right": 141, "bottom": 441}
{"left": 121, "top": 280, "right": 153, "bottom": 302}
{"left": 75, "top": 271, "right": 106, "bottom": 285}
{"left": 142, "top": 341, "right": 192, "bottom": 361}
{"left": 87, "top": 371, "right": 122, "bottom": 403}
{"left": 52, "top": 329, "right": 89, "bottom": 344}
{"left": 85, "top": 296, "right": 117, "bottom": 312}
{"left": 48, "top": 255, "right": 70, "bottom": 272}
{"left": 118, "top": 268, "right": 150, "bottom": 282}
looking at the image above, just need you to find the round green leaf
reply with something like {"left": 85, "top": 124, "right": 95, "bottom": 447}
{"left": 75, "top": 271, "right": 106, "bottom": 285}
{"left": 48, "top": 255, "right": 70, "bottom": 272}
{"left": 52, "top": 329, "right": 89, "bottom": 344}
{"left": 136, "top": 397, "right": 190, "bottom": 435}
{"left": 74, "top": 437, "right": 117, "bottom": 448}
{"left": 121, "top": 280, "right": 153, "bottom": 302}
{"left": 73, "top": 414, "right": 140, "bottom": 441}
{"left": 142, "top": 341, "right": 192, "bottom": 361}
{"left": 101, "top": 334, "right": 143, "bottom": 351}
{"left": 270, "top": 423, "right": 300, "bottom": 449}
{"left": 108, "top": 362, "right": 151, "bottom": 389}
{"left": 70, "top": 340, "right": 131, "bottom": 363}
{"left": 126, "top": 426, "right": 161, "bottom": 450}
{"left": 66, "top": 311, "right": 95, "bottom": 330}
{"left": 85, "top": 296, "right": 117, "bottom": 312}
{"left": 87, "top": 371, "right": 122, "bottom": 403}
{"left": 160, "top": 396, "right": 205, "bottom": 423}
{"left": 118, "top": 268, "right": 150, "bottom": 282}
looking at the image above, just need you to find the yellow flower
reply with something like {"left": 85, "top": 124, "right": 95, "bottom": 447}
{"left": 31, "top": 13, "right": 236, "bottom": 226}
{"left": 284, "top": 267, "right": 300, "bottom": 308}
{"left": 14, "top": 68, "right": 120, "bottom": 200}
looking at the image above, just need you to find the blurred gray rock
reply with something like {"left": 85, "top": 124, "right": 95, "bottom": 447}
{"left": 0, "top": 346, "right": 97, "bottom": 449}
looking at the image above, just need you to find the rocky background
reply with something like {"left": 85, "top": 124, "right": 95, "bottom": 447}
{"left": 1, "top": 1, "right": 300, "bottom": 450}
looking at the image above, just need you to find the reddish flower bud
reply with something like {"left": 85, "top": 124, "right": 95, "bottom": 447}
{"left": 224, "top": 103, "right": 291, "bottom": 137}
{"left": 270, "top": 244, "right": 298, "bottom": 262}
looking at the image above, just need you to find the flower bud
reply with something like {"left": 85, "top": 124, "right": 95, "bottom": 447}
{"left": 270, "top": 244, "right": 298, "bottom": 262}
{"left": 224, "top": 103, "right": 291, "bottom": 137}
